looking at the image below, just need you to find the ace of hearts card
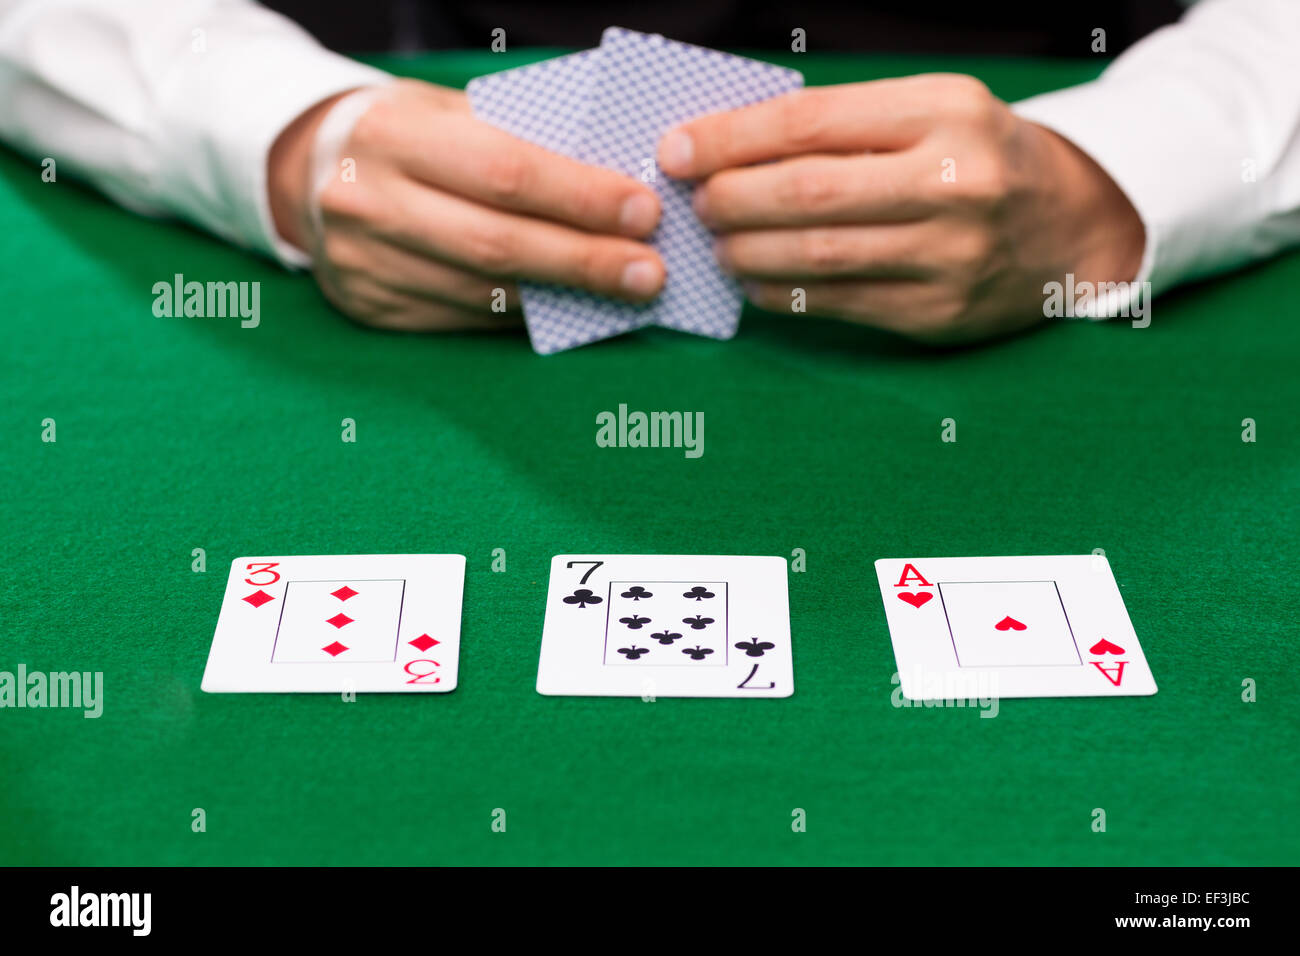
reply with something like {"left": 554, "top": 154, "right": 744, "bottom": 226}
{"left": 537, "top": 554, "right": 793, "bottom": 697}
{"left": 875, "top": 555, "right": 1157, "bottom": 700}
{"left": 201, "top": 554, "right": 465, "bottom": 693}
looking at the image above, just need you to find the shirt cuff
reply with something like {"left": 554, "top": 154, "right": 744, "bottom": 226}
{"left": 1012, "top": 69, "right": 1261, "bottom": 301}
{"left": 155, "top": 9, "right": 391, "bottom": 268}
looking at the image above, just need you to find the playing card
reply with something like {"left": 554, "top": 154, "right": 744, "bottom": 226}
{"left": 555, "top": 28, "right": 803, "bottom": 344}
{"left": 538, "top": 555, "right": 793, "bottom": 697}
{"left": 468, "top": 51, "right": 651, "bottom": 354}
{"left": 201, "top": 554, "right": 465, "bottom": 693}
{"left": 466, "top": 50, "right": 597, "bottom": 160}
{"left": 472, "top": 29, "right": 804, "bottom": 354}
{"left": 875, "top": 555, "right": 1157, "bottom": 700}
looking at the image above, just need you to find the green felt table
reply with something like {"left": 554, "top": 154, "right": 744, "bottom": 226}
{"left": 1, "top": 50, "right": 1296, "bottom": 867}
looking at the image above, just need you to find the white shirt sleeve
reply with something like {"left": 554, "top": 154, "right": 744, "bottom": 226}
{"left": 0, "top": 0, "right": 392, "bottom": 267}
{"left": 1012, "top": 0, "right": 1300, "bottom": 297}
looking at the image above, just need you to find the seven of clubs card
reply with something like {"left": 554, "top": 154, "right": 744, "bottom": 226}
{"left": 875, "top": 555, "right": 1157, "bottom": 700}
{"left": 538, "top": 555, "right": 793, "bottom": 697}
{"left": 201, "top": 554, "right": 465, "bottom": 693}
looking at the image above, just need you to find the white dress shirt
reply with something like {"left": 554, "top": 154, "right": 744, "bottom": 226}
{"left": 1012, "top": 0, "right": 1300, "bottom": 299}
{"left": 0, "top": 0, "right": 388, "bottom": 266}
{"left": 2, "top": 0, "right": 1298, "bottom": 299}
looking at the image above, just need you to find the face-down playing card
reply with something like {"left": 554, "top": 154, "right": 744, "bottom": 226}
{"left": 468, "top": 30, "right": 804, "bottom": 354}
{"left": 538, "top": 28, "right": 804, "bottom": 350}
{"left": 201, "top": 554, "right": 465, "bottom": 693}
{"left": 468, "top": 50, "right": 652, "bottom": 354}
{"left": 538, "top": 555, "right": 793, "bottom": 697}
{"left": 468, "top": 50, "right": 655, "bottom": 353}
{"left": 466, "top": 50, "right": 597, "bottom": 156}
{"left": 875, "top": 555, "right": 1157, "bottom": 700}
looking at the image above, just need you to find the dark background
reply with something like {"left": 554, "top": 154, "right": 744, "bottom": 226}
{"left": 265, "top": 0, "right": 1185, "bottom": 55}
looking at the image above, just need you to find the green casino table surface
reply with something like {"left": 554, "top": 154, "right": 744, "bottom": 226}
{"left": 1, "top": 50, "right": 1297, "bottom": 867}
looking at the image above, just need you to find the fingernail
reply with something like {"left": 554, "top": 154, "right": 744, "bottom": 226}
{"left": 660, "top": 129, "right": 694, "bottom": 175}
{"left": 619, "top": 192, "right": 658, "bottom": 237}
{"left": 692, "top": 186, "right": 712, "bottom": 226}
{"left": 621, "top": 260, "right": 661, "bottom": 297}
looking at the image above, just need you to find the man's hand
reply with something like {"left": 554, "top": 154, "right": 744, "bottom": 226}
{"left": 269, "top": 80, "right": 664, "bottom": 331}
{"left": 657, "top": 74, "right": 1145, "bottom": 344}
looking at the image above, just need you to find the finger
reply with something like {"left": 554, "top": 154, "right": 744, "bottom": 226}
{"left": 381, "top": 109, "right": 660, "bottom": 237}
{"left": 385, "top": 178, "right": 666, "bottom": 300}
{"left": 716, "top": 224, "right": 934, "bottom": 280}
{"left": 744, "top": 278, "right": 943, "bottom": 336}
{"left": 319, "top": 273, "right": 521, "bottom": 332}
{"left": 324, "top": 232, "right": 522, "bottom": 312}
{"left": 696, "top": 153, "right": 936, "bottom": 230}
{"left": 658, "top": 76, "right": 965, "bottom": 179}
{"left": 385, "top": 78, "right": 473, "bottom": 115}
